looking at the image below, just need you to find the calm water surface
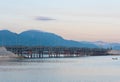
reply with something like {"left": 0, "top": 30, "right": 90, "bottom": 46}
{"left": 0, "top": 56, "right": 120, "bottom": 82}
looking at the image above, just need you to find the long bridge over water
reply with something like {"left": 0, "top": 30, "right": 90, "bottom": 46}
{"left": 5, "top": 46, "right": 110, "bottom": 58}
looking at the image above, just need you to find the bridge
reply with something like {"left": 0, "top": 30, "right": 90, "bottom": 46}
{"left": 5, "top": 46, "right": 110, "bottom": 58}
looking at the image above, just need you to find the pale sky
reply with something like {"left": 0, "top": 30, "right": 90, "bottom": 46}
{"left": 0, "top": 0, "right": 120, "bottom": 42}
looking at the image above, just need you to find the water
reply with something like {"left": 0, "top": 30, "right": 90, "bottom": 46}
{"left": 0, "top": 56, "right": 120, "bottom": 82}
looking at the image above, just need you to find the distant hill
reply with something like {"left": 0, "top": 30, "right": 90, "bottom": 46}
{"left": 0, "top": 30, "right": 97, "bottom": 48}
{"left": 0, "top": 30, "right": 18, "bottom": 46}
{"left": 110, "top": 43, "right": 120, "bottom": 50}
{"left": 92, "top": 41, "right": 120, "bottom": 50}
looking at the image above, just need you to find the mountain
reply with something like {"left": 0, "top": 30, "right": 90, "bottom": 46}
{"left": 1, "top": 29, "right": 120, "bottom": 49}
{"left": 110, "top": 43, "right": 120, "bottom": 50}
{"left": 0, "top": 30, "right": 97, "bottom": 48}
{"left": 93, "top": 41, "right": 120, "bottom": 50}
{"left": 0, "top": 30, "right": 18, "bottom": 46}
{"left": 93, "top": 41, "right": 111, "bottom": 48}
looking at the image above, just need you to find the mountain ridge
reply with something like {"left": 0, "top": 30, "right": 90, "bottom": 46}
{"left": 1, "top": 29, "right": 120, "bottom": 49}
{"left": 0, "top": 30, "right": 97, "bottom": 48}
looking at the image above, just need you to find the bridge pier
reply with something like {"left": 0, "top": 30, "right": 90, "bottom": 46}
{"left": 5, "top": 46, "right": 110, "bottom": 58}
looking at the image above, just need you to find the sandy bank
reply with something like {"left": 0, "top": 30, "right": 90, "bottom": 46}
{"left": 0, "top": 47, "right": 19, "bottom": 61}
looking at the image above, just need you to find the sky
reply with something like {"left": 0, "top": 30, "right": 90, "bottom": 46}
{"left": 0, "top": 0, "right": 120, "bottom": 42}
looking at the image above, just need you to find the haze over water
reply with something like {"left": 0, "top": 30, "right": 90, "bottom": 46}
{"left": 0, "top": 56, "right": 120, "bottom": 82}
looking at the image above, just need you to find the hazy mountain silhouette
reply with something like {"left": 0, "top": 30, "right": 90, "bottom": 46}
{"left": 0, "top": 30, "right": 18, "bottom": 46}
{"left": 93, "top": 41, "right": 120, "bottom": 50}
{"left": 0, "top": 30, "right": 97, "bottom": 48}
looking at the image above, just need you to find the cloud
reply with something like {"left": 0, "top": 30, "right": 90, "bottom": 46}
{"left": 35, "top": 16, "right": 56, "bottom": 21}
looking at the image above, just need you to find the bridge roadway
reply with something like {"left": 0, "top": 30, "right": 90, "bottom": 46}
{"left": 5, "top": 46, "right": 110, "bottom": 58}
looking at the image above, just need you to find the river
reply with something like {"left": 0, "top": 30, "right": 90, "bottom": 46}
{"left": 0, "top": 56, "right": 120, "bottom": 82}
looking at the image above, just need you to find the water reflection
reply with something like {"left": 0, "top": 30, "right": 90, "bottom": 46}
{"left": 0, "top": 56, "right": 120, "bottom": 82}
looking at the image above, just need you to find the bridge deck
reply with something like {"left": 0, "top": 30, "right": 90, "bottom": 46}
{"left": 5, "top": 46, "right": 110, "bottom": 58}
